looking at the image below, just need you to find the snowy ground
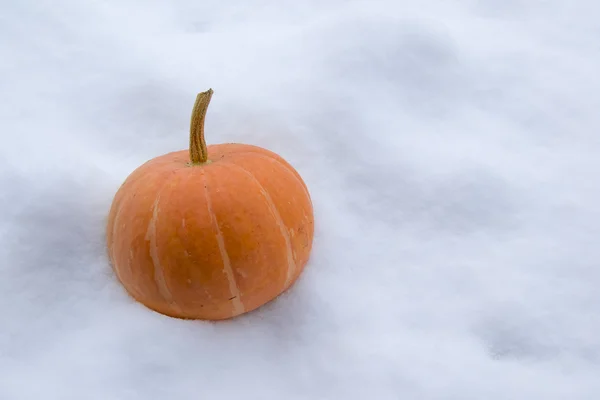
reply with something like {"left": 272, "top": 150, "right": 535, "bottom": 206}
{"left": 2, "top": 1, "right": 600, "bottom": 399}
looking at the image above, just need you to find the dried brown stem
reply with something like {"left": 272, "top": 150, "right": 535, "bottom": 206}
{"left": 189, "top": 88, "right": 214, "bottom": 164}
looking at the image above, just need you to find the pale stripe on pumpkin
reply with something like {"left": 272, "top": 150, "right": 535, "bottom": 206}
{"left": 145, "top": 193, "right": 180, "bottom": 312}
{"left": 110, "top": 200, "right": 125, "bottom": 280}
{"left": 202, "top": 172, "right": 245, "bottom": 316}
{"left": 247, "top": 152, "right": 312, "bottom": 206}
{"left": 225, "top": 162, "right": 297, "bottom": 288}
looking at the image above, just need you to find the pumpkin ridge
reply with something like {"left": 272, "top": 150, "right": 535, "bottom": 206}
{"left": 227, "top": 151, "right": 311, "bottom": 205}
{"left": 107, "top": 162, "right": 176, "bottom": 256}
{"left": 109, "top": 166, "right": 178, "bottom": 298}
{"left": 144, "top": 181, "right": 182, "bottom": 314}
{"left": 223, "top": 161, "right": 297, "bottom": 287}
{"left": 201, "top": 170, "right": 245, "bottom": 315}
{"left": 110, "top": 197, "right": 125, "bottom": 271}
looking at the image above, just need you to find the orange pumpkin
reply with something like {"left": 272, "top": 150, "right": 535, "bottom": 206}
{"left": 106, "top": 89, "right": 314, "bottom": 320}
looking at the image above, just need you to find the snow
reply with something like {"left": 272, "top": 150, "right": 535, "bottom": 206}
{"left": 2, "top": 0, "right": 600, "bottom": 398}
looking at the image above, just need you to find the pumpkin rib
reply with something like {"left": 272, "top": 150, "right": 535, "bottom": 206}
{"left": 201, "top": 169, "right": 246, "bottom": 316}
{"left": 110, "top": 166, "right": 179, "bottom": 298}
{"left": 223, "top": 161, "right": 297, "bottom": 288}
{"left": 226, "top": 150, "right": 311, "bottom": 205}
{"left": 208, "top": 145, "right": 310, "bottom": 203}
{"left": 109, "top": 198, "right": 125, "bottom": 270}
{"left": 152, "top": 169, "right": 211, "bottom": 315}
{"left": 144, "top": 183, "right": 182, "bottom": 314}
{"left": 107, "top": 161, "right": 176, "bottom": 256}
{"left": 149, "top": 167, "right": 239, "bottom": 319}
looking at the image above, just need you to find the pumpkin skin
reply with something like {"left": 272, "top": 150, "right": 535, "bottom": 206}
{"left": 106, "top": 90, "right": 314, "bottom": 320}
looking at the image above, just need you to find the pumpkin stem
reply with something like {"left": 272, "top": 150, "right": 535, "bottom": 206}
{"left": 189, "top": 88, "right": 214, "bottom": 164}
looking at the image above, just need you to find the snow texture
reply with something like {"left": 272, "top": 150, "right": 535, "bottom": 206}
{"left": 2, "top": 1, "right": 600, "bottom": 399}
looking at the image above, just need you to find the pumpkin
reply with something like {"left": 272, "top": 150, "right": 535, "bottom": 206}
{"left": 106, "top": 89, "right": 314, "bottom": 320}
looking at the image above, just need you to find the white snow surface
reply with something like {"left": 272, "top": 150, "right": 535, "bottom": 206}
{"left": 2, "top": 1, "right": 600, "bottom": 399}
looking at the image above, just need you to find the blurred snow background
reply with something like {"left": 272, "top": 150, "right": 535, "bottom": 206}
{"left": 2, "top": 0, "right": 600, "bottom": 399}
